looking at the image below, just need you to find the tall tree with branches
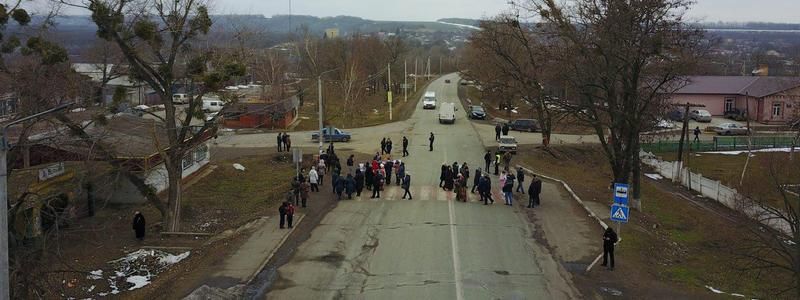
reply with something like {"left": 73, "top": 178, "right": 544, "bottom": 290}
{"left": 522, "top": 0, "right": 706, "bottom": 209}
{"left": 66, "top": 0, "right": 244, "bottom": 231}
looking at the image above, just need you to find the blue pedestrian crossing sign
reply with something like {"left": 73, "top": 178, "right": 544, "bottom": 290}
{"left": 611, "top": 204, "right": 629, "bottom": 223}
{"left": 613, "top": 183, "right": 629, "bottom": 205}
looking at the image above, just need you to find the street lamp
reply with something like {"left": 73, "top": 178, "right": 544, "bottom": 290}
{"left": 0, "top": 102, "right": 71, "bottom": 299}
{"left": 317, "top": 68, "right": 339, "bottom": 155}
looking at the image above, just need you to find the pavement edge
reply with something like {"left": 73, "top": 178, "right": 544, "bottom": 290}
{"left": 244, "top": 213, "right": 306, "bottom": 285}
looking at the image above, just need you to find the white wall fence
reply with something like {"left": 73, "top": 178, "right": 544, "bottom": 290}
{"left": 641, "top": 152, "right": 791, "bottom": 235}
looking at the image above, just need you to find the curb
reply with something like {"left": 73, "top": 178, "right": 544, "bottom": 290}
{"left": 515, "top": 164, "right": 621, "bottom": 272}
{"left": 244, "top": 213, "right": 305, "bottom": 285}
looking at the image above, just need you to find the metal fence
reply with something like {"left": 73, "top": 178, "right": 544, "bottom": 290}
{"left": 641, "top": 136, "right": 796, "bottom": 153}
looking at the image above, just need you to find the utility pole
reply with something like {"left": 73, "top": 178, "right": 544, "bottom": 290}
{"left": 740, "top": 92, "right": 753, "bottom": 185}
{"left": 439, "top": 56, "right": 442, "bottom": 75}
{"left": 318, "top": 76, "right": 324, "bottom": 154}
{"left": 426, "top": 56, "right": 431, "bottom": 78}
{"left": 404, "top": 60, "right": 408, "bottom": 102}
{"left": 388, "top": 63, "right": 393, "bottom": 120}
{"left": 414, "top": 58, "right": 418, "bottom": 92}
{"left": 673, "top": 102, "right": 705, "bottom": 183}
{"left": 1, "top": 103, "right": 71, "bottom": 300}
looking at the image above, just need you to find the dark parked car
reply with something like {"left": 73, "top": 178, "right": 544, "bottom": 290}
{"left": 468, "top": 105, "right": 486, "bottom": 119}
{"left": 444, "top": 79, "right": 451, "bottom": 84}
{"left": 667, "top": 109, "right": 685, "bottom": 121}
{"left": 508, "top": 119, "right": 539, "bottom": 132}
{"left": 724, "top": 108, "right": 747, "bottom": 121}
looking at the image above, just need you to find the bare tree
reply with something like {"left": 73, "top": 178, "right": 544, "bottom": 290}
{"left": 462, "top": 15, "right": 558, "bottom": 147}
{"left": 64, "top": 0, "right": 245, "bottom": 231}
{"left": 80, "top": 39, "right": 124, "bottom": 105}
{"left": 522, "top": 0, "right": 706, "bottom": 209}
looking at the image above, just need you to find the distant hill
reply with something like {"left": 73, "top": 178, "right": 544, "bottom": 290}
{"left": 211, "top": 14, "right": 480, "bottom": 34}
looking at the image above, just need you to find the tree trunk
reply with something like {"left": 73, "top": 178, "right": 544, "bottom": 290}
{"left": 165, "top": 159, "right": 183, "bottom": 232}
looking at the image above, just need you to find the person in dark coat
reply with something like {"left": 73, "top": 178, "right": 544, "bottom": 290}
{"left": 495, "top": 124, "right": 501, "bottom": 141}
{"left": 286, "top": 202, "right": 295, "bottom": 228}
{"left": 428, "top": 132, "right": 435, "bottom": 151}
{"left": 528, "top": 175, "right": 542, "bottom": 208}
{"left": 494, "top": 152, "right": 500, "bottom": 175}
{"left": 132, "top": 211, "right": 146, "bottom": 240}
{"left": 386, "top": 138, "right": 393, "bottom": 154}
{"left": 472, "top": 168, "right": 482, "bottom": 193}
{"left": 502, "top": 123, "right": 510, "bottom": 135}
{"left": 481, "top": 175, "right": 494, "bottom": 204}
{"left": 277, "top": 133, "right": 283, "bottom": 152}
{"left": 460, "top": 163, "right": 470, "bottom": 183}
{"left": 478, "top": 175, "right": 489, "bottom": 204}
{"left": 371, "top": 171, "right": 384, "bottom": 198}
{"left": 396, "top": 162, "right": 405, "bottom": 185}
{"left": 381, "top": 138, "right": 387, "bottom": 154}
{"left": 279, "top": 202, "right": 288, "bottom": 229}
{"left": 516, "top": 167, "right": 526, "bottom": 194}
{"left": 300, "top": 181, "right": 310, "bottom": 208}
{"left": 283, "top": 133, "right": 291, "bottom": 152}
{"left": 345, "top": 173, "right": 356, "bottom": 199}
{"left": 484, "top": 150, "right": 492, "bottom": 173}
{"left": 384, "top": 160, "right": 394, "bottom": 185}
{"left": 444, "top": 166, "right": 455, "bottom": 191}
{"left": 602, "top": 227, "right": 618, "bottom": 270}
{"left": 335, "top": 175, "right": 346, "bottom": 200}
{"left": 452, "top": 161, "right": 459, "bottom": 176}
{"left": 355, "top": 169, "right": 365, "bottom": 196}
{"left": 439, "top": 164, "right": 447, "bottom": 187}
{"left": 331, "top": 171, "right": 341, "bottom": 195}
{"left": 365, "top": 165, "right": 374, "bottom": 191}
{"left": 402, "top": 136, "right": 409, "bottom": 157}
{"left": 401, "top": 173, "right": 412, "bottom": 200}
{"left": 347, "top": 155, "right": 354, "bottom": 168}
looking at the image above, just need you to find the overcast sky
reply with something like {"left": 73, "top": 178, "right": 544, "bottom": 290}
{"left": 49, "top": 0, "right": 799, "bottom": 23}
{"left": 205, "top": 0, "right": 800, "bottom": 23}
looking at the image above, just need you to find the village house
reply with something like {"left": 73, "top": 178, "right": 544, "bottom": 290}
{"left": 671, "top": 76, "right": 800, "bottom": 124}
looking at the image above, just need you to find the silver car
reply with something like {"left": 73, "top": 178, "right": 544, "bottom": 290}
{"left": 714, "top": 123, "right": 750, "bottom": 135}
{"left": 498, "top": 135, "right": 518, "bottom": 154}
{"left": 689, "top": 109, "right": 712, "bottom": 122}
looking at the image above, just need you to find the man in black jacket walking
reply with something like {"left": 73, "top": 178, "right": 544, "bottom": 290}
{"left": 495, "top": 124, "right": 501, "bottom": 141}
{"left": 402, "top": 136, "right": 409, "bottom": 157}
{"left": 484, "top": 150, "right": 492, "bottom": 172}
{"left": 428, "top": 132, "right": 435, "bottom": 151}
{"left": 516, "top": 167, "right": 526, "bottom": 194}
{"left": 471, "top": 168, "right": 482, "bottom": 193}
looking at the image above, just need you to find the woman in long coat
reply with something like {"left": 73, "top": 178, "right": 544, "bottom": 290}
{"left": 354, "top": 169, "right": 365, "bottom": 196}
{"left": 439, "top": 164, "right": 447, "bottom": 188}
{"left": 365, "top": 165, "right": 374, "bottom": 190}
{"left": 444, "top": 166, "right": 455, "bottom": 191}
{"left": 456, "top": 174, "right": 468, "bottom": 202}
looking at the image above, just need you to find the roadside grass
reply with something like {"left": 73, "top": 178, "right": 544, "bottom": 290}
{"left": 293, "top": 79, "right": 432, "bottom": 130}
{"left": 463, "top": 85, "right": 593, "bottom": 134}
{"left": 515, "top": 144, "right": 792, "bottom": 297}
{"left": 181, "top": 154, "right": 295, "bottom": 232}
{"left": 657, "top": 151, "right": 800, "bottom": 209}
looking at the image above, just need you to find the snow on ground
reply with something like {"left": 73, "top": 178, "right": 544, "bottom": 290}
{"left": 86, "top": 249, "right": 191, "bottom": 296}
{"left": 700, "top": 147, "right": 799, "bottom": 155}
{"left": 644, "top": 173, "right": 664, "bottom": 180}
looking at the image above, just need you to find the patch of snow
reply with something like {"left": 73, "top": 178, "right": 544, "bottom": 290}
{"left": 510, "top": 109, "right": 519, "bottom": 114}
{"left": 784, "top": 239, "right": 796, "bottom": 245}
{"left": 436, "top": 21, "right": 482, "bottom": 31}
{"left": 233, "top": 163, "right": 246, "bottom": 171}
{"left": 159, "top": 251, "right": 190, "bottom": 265}
{"left": 701, "top": 147, "right": 799, "bottom": 155}
{"left": 87, "top": 285, "right": 95, "bottom": 292}
{"left": 70, "top": 108, "right": 87, "bottom": 113}
{"left": 126, "top": 275, "right": 151, "bottom": 290}
{"left": 705, "top": 285, "right": 725, "bottom": 294}
{"left": 644, "top": 173, "right": 664, "bottom": 180}
{"left": 87, "top": 270, "right": 103, "bottom": 280}
{"left": 372, "top": 109, "right": 379, "bottom": 114}
{"left": 731, "top": 293, "right": 745, "bottom": 297}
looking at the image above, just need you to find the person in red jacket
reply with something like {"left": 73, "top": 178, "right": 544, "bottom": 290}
{"left": 286, "top": 202, "right": 296, "bottom": 228}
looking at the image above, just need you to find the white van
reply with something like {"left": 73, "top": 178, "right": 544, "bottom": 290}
{"left": 438, "top": 102, "right": 456, "bottom": 124}
{"left": 172, "top": 93, "right": 190, "bottom": 104}
{"left": 202, "top": 98, "right": 224, "bottom": 112}
{"left": 423, "top": 91, "right": 437, "bottom": 109}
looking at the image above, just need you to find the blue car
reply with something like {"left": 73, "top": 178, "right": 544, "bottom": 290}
{"left": 311, "top": 127, "right": 352, "bottom": 142}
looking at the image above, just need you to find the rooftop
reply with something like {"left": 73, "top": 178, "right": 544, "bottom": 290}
{"left": 674, "top": 76, "right": 800, "bottom": 98}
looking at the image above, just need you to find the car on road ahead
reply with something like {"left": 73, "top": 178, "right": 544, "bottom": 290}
{"left": 422, "top": 91, "right": 437, "bottom": 109}
{"left": 444, "top": 79, "right": 451, "bottom": 84}
{"left": 689, "top": 109, "right": 712, "bottom": 122}
{"left": 667, "top": 109, "right": 685, "bottom": 121}
{"left": 311, "top": 127, "right": 352, "bottom": 142}
{"left": 714, "top": 123, "right": 750, "bottom": 136}
{"left": 507, "top": 119, "right": 539, "bottom": 132}
{"left": 498, "top": 135, "right": 518, "bottom": 154}
{"left": 468, "top": 105, "right": 486, "bottom": 119}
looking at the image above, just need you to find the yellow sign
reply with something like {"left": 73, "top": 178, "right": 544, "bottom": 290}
{"left": 387, "top": 91, "right": 393, "bottom": 104}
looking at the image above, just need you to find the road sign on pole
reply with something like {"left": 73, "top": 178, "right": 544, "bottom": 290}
{"left": 610, "top": 203, "right": 630, "bottom": 223}
{"left": 613, "top": 183, "right": 629, "bottom": 205}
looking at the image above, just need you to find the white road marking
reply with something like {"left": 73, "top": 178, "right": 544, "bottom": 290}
{"left": 448, "top": 188, "right": 464, "bottom": 300}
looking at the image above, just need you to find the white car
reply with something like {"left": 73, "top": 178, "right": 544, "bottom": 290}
{"left": 498, "top": 135, "right": 518, "bottom": 154}
{"left": 690, "top": 109, "right": 712, "bottom": 122}
{"left": 422, "top": 91, "right": 437, "bottom": 109}
{"left": 714, "top": 123, "right": 750, "bottom": 135}
{"left": 655, "top": 119, "right": 676, "bottom": 130}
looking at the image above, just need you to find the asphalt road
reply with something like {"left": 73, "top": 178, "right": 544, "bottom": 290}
{"left": 264, "top": 74, "right": 580, "bottom": 299}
